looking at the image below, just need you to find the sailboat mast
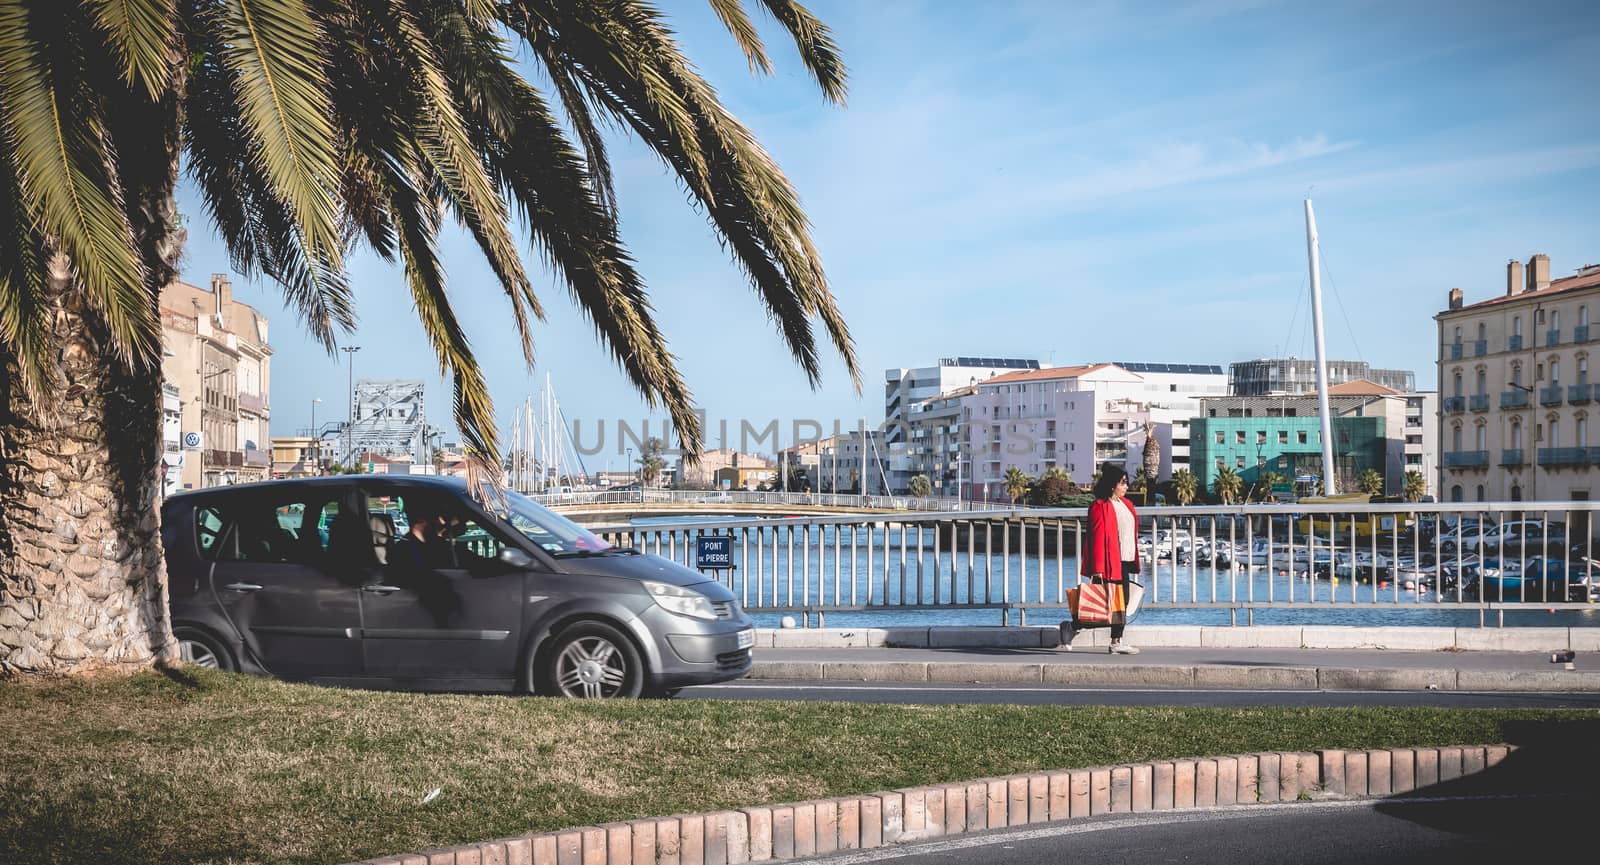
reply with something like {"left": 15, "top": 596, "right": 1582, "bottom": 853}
{"left": 1305, "top": 199, "right": 1337, "bottom": 496}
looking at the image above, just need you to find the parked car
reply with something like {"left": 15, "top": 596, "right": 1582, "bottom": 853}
{"left": 1440, "top": 519, "right": 1565, "bottom": 555}
{"left": 161, "top": 476, "right": 754, "bottom": 697}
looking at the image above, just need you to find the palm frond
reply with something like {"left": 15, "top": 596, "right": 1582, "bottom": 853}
{"left": 0, "top": 1, "right": 157, "bottom": 366}
{"left": 83, "top": 0, "right": 177, "bottom": 99}
{"left": 707, "top": 0, "right": 771, "bottom": 76}
{"left": 183, "top": 46, "right": 355, "bottom": 349}
{"left": 0, "top": 132, "right": 52, "bottom": 408}
{"left": 208, "top": 0, "right": 343, "bottom": 275}
{"left": 756, "top": 0, "right": 846, "bottom": 104}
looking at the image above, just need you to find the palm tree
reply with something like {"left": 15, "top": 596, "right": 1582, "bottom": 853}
{"left": 1003, "top": 466, "right": 1031, "bottom": 505}
{"left": 1140, "top": 421, "right": 1161, "bottom": 502}
{"left": 1214, "top": 466, "right": 1243, "bottom": 505}
{"left": 638, "top": 437, "right": 666, "bottom": 488}
{"left": 1172, "top": 468, "right": 1198, "bottom": 506}
{"left": 1357, "top": 468, "right": 1384, "bottom": 497}
{"left": 908, "top": 474, "right": 931, "bottom": 498}
{"left": 0, "top": 1, "right": 857, "bottom": 676}
{"left": 1255, "top": 471, "right": 1287, "bottom": 503}
{"left": 1403, "top": 470, "right": 1427, "bottom": 503}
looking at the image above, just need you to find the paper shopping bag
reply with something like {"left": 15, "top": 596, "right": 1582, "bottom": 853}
{"left": 1076, "top": 582, "right": 1113, "bottom": 624}
{"left": 1123, "top": 580, "right": 1145, "bottom": 619}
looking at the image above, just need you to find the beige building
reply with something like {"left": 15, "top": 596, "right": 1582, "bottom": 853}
{"left": 1436, "top": 254, "right": 1600, "bottom": 503}
{"left": 270, "top": 436, "right": 322, "bottom": 478}
{"left": 676, "top": 448, "right": 775, "bottom": 489}
{"left": 160, "top": 274, "right": 272, "bottom": 490}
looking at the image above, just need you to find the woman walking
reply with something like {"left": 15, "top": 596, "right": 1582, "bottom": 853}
{"left": 1062, "top": 464, "right": 1140, "bottom": 654}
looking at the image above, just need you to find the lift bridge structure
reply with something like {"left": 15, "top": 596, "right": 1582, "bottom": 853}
{"left": 342, "top": 379, "right": 429, "bottom": 466}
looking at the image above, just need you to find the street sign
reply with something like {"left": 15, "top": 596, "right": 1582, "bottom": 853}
{"left": 695, "top": 536, "right": 733, "bottom": 570}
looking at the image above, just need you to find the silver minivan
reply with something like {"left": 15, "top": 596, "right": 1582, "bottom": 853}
{"left": 161, "top": 476, "right": 754, "bottom": 697}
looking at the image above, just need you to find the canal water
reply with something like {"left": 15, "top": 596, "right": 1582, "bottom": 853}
{"left": 620, "top": 516, "right": 1600, "bottom": 629}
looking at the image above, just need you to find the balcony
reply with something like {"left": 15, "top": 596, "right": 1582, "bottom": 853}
{"left": 1501, "top": 448, "right": 1525, "bottom": 466}
{"left": 204, "top": 448, "right": 244, "bottom": 467}
{"left": 238, "top": 391, "right": 268, "bottom": 414}
{"left": 1442, "top": 450, "right": 1488, "bottom": 468}
{"left": 1571, "top": 384, "right": 1592, "bottom": 404}
{"left": 1442, "top": 396, "right": 1466, "bottom": 413}
{"left": 1473, "top": 339, "right": 1488, "bottom": 356}
{"left": 1449, "top": 342, "right": 1463, "bottom": 360}
{"left": 1578, "top": 325, "right": 1591, "bottom": 343}
{"left": 1468, "top": 394, "right": 1490, "bottom": 412}
{"left": 1538, "top": 447, "right": 1588, "bottom": 467}
{"left": 1547, "top": 329, "right": 1561, "bottom": 347}
{"left": 1540, "top": 385, "right": 1564, "bottom": 406}
{"left": 1509, "top": 334, "right": 1524, "bottom": 351}
{"left": 1501, "top": 389, "right": 1530, "bottom": 409}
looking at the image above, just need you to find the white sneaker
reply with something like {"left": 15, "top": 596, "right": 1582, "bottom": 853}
{"left": 1109, "top": 643, "right": 1140, "bottom": 655}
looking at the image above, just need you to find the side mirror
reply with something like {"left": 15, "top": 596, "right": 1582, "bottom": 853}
{"left": 498, "top": 547, "right": 534, "bottom": 569}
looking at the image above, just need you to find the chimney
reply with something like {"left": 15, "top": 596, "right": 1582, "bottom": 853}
{"left": 210, "top": 273, "right": 232, "bottom": 326}
{"left": 1507, "top": 259, "right": 1523, "bottom": 296}
{"left": 1527, "top": 254, "right": 1551, "bottom": 292}
{"left": 1448, "top": 287, "right": 1463, "bottom": 310}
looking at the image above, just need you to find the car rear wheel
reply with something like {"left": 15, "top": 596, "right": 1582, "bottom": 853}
{"left": 174, "top": 627, "right": 235, "bottom": 672}
{"left": 544, "top": 621, "right": 644, "bottom": 699}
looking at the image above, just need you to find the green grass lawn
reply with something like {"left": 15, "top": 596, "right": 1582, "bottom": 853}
{"left": 2, "top": 668, "right": 1594, "bottom": 865}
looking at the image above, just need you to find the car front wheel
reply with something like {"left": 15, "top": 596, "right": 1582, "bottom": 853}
{"left": 543, "top": 621, "right": 644, "bottom": 699}
{"left": 173, "top": 627, "right": 235, "bottom": 672}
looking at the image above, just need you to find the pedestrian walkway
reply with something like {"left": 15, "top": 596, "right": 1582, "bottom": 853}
{"left": 749, "top": 626, "right": 1600, "bottom": 691}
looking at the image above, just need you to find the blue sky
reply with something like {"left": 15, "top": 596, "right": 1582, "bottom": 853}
{"left": 175, "top": 0, "right": 1600, "bottom": 460}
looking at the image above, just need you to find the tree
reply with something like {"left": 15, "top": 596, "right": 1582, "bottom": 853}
{"left": 1255, "top": 471, "right": 1287, "bottom": 503}
{"left": 1029, "top": 470, "right": 1076, "bottom": 507}
{"left": 638, "top": 437, "right": 666, "bottom": 487}
{"left": 0, "top": 1, "right": 857, "bottom": 676}
{"left": 1140, "top": 421, "right": 1161, "bottom": 502}
{"left": 1213, "top": 466, "right": 1243, "bottom": 505}
{"left": 1172, "top": 469, "right": 1198, "bottom": 506}
{"left": 1357, "top": 468, "right": 1384, "bottom": 497}
{"left": 1003, "top": 466, "right": 1032, "bottom": 505}
{"left": 908, "top": 474, "right": 932, "bottom": 498}
{"left": 1403, "top": 470, "right": 1427, "bottom": 503}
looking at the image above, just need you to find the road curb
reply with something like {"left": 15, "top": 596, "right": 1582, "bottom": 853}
{"left": 346, "top": 745, "right": 1517, "bottom": 865}
{"left": 747, "top": 660, "right": 1600, "bottom": 691}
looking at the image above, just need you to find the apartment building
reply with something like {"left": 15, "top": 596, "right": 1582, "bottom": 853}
{"left": 676, "top": 448, "right": 775, "bottom": 489}
{"left": 903, "top": 385, "right": 971, "bottom": 496}
{"left": 1436, "top": 254, "right": 1600, "bottom": 503}
{"left": 885, "top": 357, "right": 1038, "bottom": 445}
{"left": 159, "top": 274, "right": 272, "bottom": 490}
{"left": 961, "top": 364, "right": 1187, "bottom": 500}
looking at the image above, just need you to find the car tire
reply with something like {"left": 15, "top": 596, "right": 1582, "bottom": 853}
{"left": 173, "top": 626, "right": 235, "bottom": 672}
{"left": 542, "top": 621, "right": 645, "bottom": 699}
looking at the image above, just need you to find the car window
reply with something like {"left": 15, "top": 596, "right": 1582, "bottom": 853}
{"left": 196, "top": 494, "right": 342, "bottom": 563}
{"left": 371, "top": 489, "right": 508, "bottom": 570}
{"left": 500, "top": 489, "right": 613, "bottom": 556}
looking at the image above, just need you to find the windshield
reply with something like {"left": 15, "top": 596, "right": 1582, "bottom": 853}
{"left": 501, "top": 489, "right": 614, "bottom": 556}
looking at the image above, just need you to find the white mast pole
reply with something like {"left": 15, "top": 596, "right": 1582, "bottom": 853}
{"left": 1306, "top": 198, "right": 1337, "bottom": 496}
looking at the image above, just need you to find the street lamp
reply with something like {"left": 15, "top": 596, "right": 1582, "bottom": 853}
{"left": 341, "top": 345, "right": 360, "bottom": 465}
{"left": 310, "top": 398, "right": 322, "bottom": 473}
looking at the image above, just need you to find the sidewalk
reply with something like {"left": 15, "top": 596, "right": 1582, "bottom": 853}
{"left": 748, "top": 626, "right": 1600, "bottom": 691}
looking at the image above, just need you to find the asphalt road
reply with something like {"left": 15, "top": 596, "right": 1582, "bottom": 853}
{"left": 683, "top": 680, "right": 1600, "bottom": 708}
{"left": 780, "top": 794, "right": 1591, "bottom": 864}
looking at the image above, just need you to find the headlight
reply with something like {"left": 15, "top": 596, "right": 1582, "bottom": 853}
{"left": 642, "top": 581, "right": 718, "bottom": 621}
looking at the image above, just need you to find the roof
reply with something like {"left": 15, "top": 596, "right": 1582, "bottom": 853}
{"left": 1325, "top": 379, "right": 1401, "bottom": 396}
{"left": 1115, "top": 362, "right": 1225, "bottom": 375}
{"left": 165, "top": 474, "right": 468, "bottom": 502}
{"left": 982, "top": 364, "right": 1123, "bottom": 385}
{"left": 1443, "top": 267, "right": 1600, "bottom": 315}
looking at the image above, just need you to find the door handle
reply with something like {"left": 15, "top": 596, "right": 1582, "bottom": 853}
{"left": 223, "top": 582, "right": 263, "bottom": 593}
{"left": 362, "top": 584, "right": 401, "bottom": 595}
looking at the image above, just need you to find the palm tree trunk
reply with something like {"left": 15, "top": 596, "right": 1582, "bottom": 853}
{"left": 0, "top": 81, "right": 184, "bottom": 676}
{"left": 0, "top": 259, "right": 175, "bottom": 674}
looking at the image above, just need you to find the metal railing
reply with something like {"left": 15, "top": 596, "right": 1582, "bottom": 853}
{"left": 590, "top": 502, "right": 1600, "bottom": 627}
{"left": 534, "top": 488, "right": 1016, "bottom": 512}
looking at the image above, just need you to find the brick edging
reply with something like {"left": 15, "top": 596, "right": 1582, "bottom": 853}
{"left": 349, "top": 745, "right": 1513, "bottom": 865}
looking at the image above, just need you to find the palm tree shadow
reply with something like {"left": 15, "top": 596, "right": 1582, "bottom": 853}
{"left": 1371, "top": 719, "right": 1600, "bottom": 846}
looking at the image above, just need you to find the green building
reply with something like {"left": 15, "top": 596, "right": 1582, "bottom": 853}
{"left": 1188, "top": 414, "right": 1386, "bottom": 499}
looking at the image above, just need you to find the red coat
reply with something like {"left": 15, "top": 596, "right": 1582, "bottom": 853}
{"left": 1080, "top": 497, "right": 1138, "bottom": 582}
